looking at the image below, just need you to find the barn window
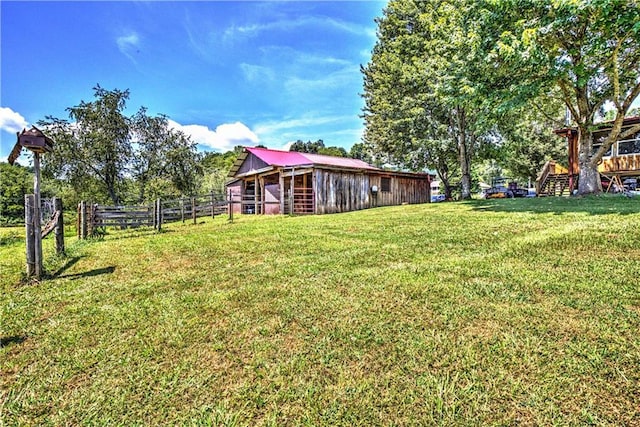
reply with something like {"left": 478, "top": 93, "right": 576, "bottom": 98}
{"left": 381, "top": 177, "right": 391, "bottom": 192}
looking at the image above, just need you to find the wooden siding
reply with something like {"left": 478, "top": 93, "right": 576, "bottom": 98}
{"left": 599, "top": 154, "right": 640, "bottom": 175}
{"left": 237, "top": 152, "right": 269, "bottom": 176}
{"left": 226, "top": 181, "right": 243, "bottom": 214}
{"left": 314, "top": 170, "right": 371, "bottom": 214}
{"left": 314, "top": 169, "right": 430, "bottom": 214}
{"left": 370, "top": 174, "right": 431, "bottom": 207}
{"left": 263, "top": 182, "right": 281, "bottom": 214}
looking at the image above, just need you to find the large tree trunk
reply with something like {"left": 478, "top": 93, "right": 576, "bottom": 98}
{"left": 578, "top": 164, "right": 601, "bottom": 194}
{"left": 457, "top": 108, "right": 472, "bottom": 200}
{"left": 459, "top": 141, "right": 472, "bottom": 199}
{"left": 576, "top": 127, "right": 602, "bottom": 195}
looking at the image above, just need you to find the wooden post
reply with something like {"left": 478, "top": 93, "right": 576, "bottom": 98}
{"left": 80, "top": 201, "right": 87, "bottom": 239}
{"left": 77, "top": 202, "right": 81, "bottom": 239}
{"left": 192, "top": 197, "right": 197, "bottom": 224}
{"left": 254, "top": 175, "right": 259, "bottom": 215}
{"left": 32, "top": 153, "right": 43, "bottom": 278}
{"left": 156, "top": 198, "right": 162, "bottom": 231}
{"left": 211, "top": 191, "right": 216, "bottom": 219}
{"left": 290, "top": 169, "right": 295, "bottom": 215}
{"left": 181, "top": 197, "right": 185, "bottom": 223}
{"left": 228, "top": 195, "right": 234, "bottom": 222}
{"left": 279, "top": 170, "right": 285, "bottom": 214}
{"left": 88, "top": 204, "right": 96, "bottom": 237}
{"left": 25, "top": 194, "right": 36, "bottom": 277}
{"left": 54, "top": 197, "right": 65, "bottom": 255}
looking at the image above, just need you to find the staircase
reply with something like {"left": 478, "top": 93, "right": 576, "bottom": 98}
{"left": 538, "top": 173, "right": 572, "bottom": 196}
{"left": 536, "top": 160, "right": 574, "bottom": 197}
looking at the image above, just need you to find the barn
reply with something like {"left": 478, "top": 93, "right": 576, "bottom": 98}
{"left": 226, "top": 147, "right": 431, "bottom": 215}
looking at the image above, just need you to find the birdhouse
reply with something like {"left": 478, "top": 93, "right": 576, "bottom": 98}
{"left": 17, "top": 126, "right": 54, "bottom": 154}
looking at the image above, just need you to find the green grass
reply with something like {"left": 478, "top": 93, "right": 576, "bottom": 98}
{"left": 2, "top": 196, "right": 640, "bottom": 425}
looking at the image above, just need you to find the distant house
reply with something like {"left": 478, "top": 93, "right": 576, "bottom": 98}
{"left": 226, "top": 147, "right": 431, "bottom": 215}
{"left": 538, "top": 116, "right": 640, "bottom": 195}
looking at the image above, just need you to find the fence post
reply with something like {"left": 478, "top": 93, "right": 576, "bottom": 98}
{"left": 25, "top": 195, "right": 36, "bottom": 277}
{"left": 228, "top": 194, "right": 234, "bottom": 222}
{"left": 192, "top": 197, "right": 197, "bottom": 224}
{"left": 290, "top": 171, "right": 295, "bottom": 215}
{"left": 77, "top": 202, "right": 81, "bottom": 239}
{"left": 211, "top": 191, "right": 215, "bottom": 219}
{"left": 54, "top": 197, "right": 65, "bottom": 255}
{"left": 88, "top": 203, "right": 96, "bottom": 237}
{"left": 156, "top": 198, "right": 162, "bottom": 231}
{"left": 80, "top": 201, "right": 87, "bottom": 239}
{"left": 181, "top": 197, "right": 185, "bottom": 223}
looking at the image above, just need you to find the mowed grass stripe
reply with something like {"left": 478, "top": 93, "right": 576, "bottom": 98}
{"left": 1, "top": 196, "right": 639, "bottom": 425}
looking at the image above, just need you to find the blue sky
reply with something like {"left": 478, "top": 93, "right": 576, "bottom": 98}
{"left": 1, "top": 1, "right": 385, "bottom": 162}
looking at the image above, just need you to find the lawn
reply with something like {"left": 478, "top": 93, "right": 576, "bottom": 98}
{"left": 1, "top": 197, "right": 639, "bottom": 425}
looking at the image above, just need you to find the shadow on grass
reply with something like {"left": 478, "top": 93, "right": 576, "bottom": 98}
{"left": 467, "top": 195, "right": 640, "bottom": 215}
{"left": 99, "top": 227, "right": 175, "bottom": 241}
{"left": 50, "top": 256, "right": 84, "bottom": 278}
{"left": 57, "top": 266, "right": 116, "bottom": 280}
{"left": 0, "top": 335, "right": 27, "bottom": 348}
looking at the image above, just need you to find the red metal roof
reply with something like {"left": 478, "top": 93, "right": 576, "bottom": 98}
{"left": 246, "top": 147, "right": 379, "bottom": 170}
{"left": 245, "top": 147, "right": 310, "bottom": 167}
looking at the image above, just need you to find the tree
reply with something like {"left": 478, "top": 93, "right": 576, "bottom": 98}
{"left": 0, "top": 162, "right": 32, "bottom": 224}
{"left": 289, "top": 139, "right": 325, "bottom": 154}
{"left": 200, "top": 147, "right": 242, "bottom": 196}
{"left": 485, "top": 1, "right": 640, "bottom": 194}
{"left": 498, "top": 96, "right": 567, "bottom": 182}
{"left": 289, "top": 139, "right": 348, "bottom": 157}
{"left": 362, "top": 0, "right": 493, "bottom": 199}
{"left": 131, "top": 108, "right": 201, "bottom": 201}
{"left": 349, "top": 142, "right": 375, "bottom": 164}
{"left": 39, "top": 86, "right": 132, "bottom": 205}
{"left": 39, "top": 86, "right": 201, "bottom": 205}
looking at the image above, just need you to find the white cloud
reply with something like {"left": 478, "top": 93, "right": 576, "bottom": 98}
{"left": 116, "top": 32, "right": 140, "bottom": 62}
{"left": 168, "top": 120, "right": 259, "bottom": 152}
{"left": 284, "top": 65, "right": 360, "bottom": 94}
{"left": 225, "top": 16, "right": 375, "bottom": 41}
{"left": 239, "top": 63, "right": 275, "bottom": 83}
{"left": 253, "top": 114, "right": 360, "bottom": 149}
{"left": 254, "top": 115, "right": 345, "bottom": 136}
{"left": 0, "top": 107, "right": 29, "bottom": 133}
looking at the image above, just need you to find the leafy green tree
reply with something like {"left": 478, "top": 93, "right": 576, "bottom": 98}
{"left": 39, "top": 86, "right": 201, "bottom": 205}
{"left": 289, "top": 139, "right": 348, "bottom": 158}
{"left": 289, "top": 139, "right": 326, "bottom": 154}
{"left": 39, "top": 86, "right": 132, "bottom": 205}
{"left": 0, "top": 162, "right": 32, "bottom": 224}
{"left": 200, "top": 147, "right": 242, "bottom": 196}
{"left": 484, "top": 1, "right": 640, "bottom": 194}
{"left": 318, "top": 146, "right": 348, "bottom": 157}
{"left": 349, "top": 142, "right": 375, "bottom": 164}
{"left": 362, "top": 0, "right": 493, "bottom": 199}
{"left": 498, "top": 96, "right": 567, "bottom": 182}
{"left": 131, "top": 108, "right": 202, "bottom": 201}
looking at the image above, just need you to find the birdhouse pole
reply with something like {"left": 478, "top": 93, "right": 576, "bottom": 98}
{"left": 11, "top": 126, "right": 55, "bottom": 280}
{"left": 32, "top": 152, "right": 43, "bottom": 278}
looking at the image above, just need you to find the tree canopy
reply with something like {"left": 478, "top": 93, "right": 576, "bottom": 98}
{"left": 362, "top": 0, "right": 640, "bottom": 196}
{"left": 289, "top": 139, "right": 348, "bottom": 157}
{"left": 362, "top": 0, "right": 495, "bottom": 199}
{"left": 0, "top": 162, "right": 34, "bottom": 224}
{"left": 38, "top": 86, "right": 201, "bottom": 206}
{"left": 482, "top": 0, "right": 640, "bottom": 193}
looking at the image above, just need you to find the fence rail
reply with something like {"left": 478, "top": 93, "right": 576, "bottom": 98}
{"left": 78, "top": 193, "right": 228, "bottom": 238}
